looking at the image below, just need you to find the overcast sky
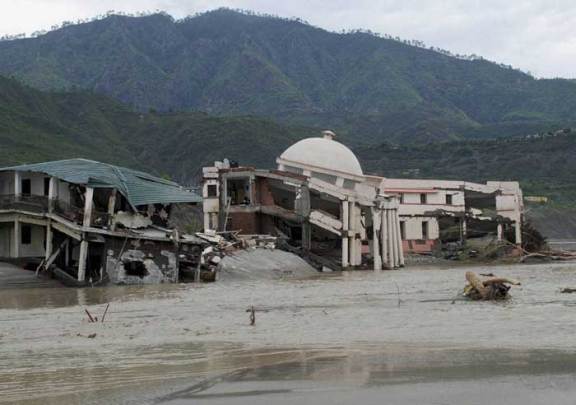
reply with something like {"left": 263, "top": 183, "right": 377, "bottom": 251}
{"left": 2, "top": 0, "right": 575, "bottom": 78}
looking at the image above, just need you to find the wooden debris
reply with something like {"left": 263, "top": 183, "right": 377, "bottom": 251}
{"left": 560, "top": 288, "right": 576, "bottom": 294}
{"left": 463, "top": 271, "right": 520, "bottom": 300}
{"left": 101, "top": 304, "right": 110, "bottom": 323}
{"left": 247, "top": 306, "right": 256, "bottom": 326}
{"left": 519, "top": 249, "right": 576, "bottom": 263}
{"left": 85, "top": 308, "right": 97, "bottom": 322}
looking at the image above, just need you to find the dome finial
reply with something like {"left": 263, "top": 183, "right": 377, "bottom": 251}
{"left": 322, "top": 130, "right": 336, "bottom": 140}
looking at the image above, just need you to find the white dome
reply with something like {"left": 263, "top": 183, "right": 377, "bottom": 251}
{"left": 278, "top": 136, "right": 364, "bottom": 178}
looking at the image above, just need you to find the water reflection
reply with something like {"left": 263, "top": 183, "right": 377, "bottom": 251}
{"left": 3, "top": 341, "right": 575, "bottom": 404}
{"left": 0, "top": 283, "right": 192, "bottom": 310}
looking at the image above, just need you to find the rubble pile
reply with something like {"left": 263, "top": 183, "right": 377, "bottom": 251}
{"left": 180, "top": 230, "right": 300, "bottom": 282}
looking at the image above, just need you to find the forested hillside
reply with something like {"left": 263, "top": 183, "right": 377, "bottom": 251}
{"left": 1, "top": 9, "right": 576, "bottom": 143}
{"left": 2, "top": 74, "right": 576, "bottom": 205}
{"left": 0, "top": 75, "right": 313, "bottom": 183}
{"left": 357, "top": 129, "right": 576, "bottom": 205}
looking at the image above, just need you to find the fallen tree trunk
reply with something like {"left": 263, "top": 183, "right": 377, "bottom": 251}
{"left": 463, "top": 271, "right": 519, "bottom": 301}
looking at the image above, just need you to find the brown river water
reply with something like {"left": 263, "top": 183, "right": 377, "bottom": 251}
{"left": 1, "top": 261, "right": 576, "bottom": 404}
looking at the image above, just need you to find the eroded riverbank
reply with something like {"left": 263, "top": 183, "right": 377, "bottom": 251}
{"left": 1, "top": 262, "right": 576, "bottom": 404}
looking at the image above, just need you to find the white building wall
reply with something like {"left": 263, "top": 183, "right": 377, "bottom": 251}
{"left": 18, "top": 224, "right": 46, "bottom": 257}
{"left": 0, "top": 171, "right": 72, "bottom": 203}
{"left": 56, "top": 179, "right": 71, "bottom": 204}
{"left": 402, "top": 216, "right": 440, "bottom": 240}
{"left": 19, "top": 172, "right": 48, "bottom": 196}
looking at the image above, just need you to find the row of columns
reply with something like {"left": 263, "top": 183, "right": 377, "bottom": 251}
{"left": 341, "top": 201, "right": 362, "bottom": 267}
{"left": 341, "top": 198, "right": 404, "bottom": 270}
{"left": 372, "top": 201, "right": 404, "bottom": 270}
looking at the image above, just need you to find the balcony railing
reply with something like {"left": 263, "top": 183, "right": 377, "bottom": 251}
{"left": 53, "top": 199, "right": 84, "bottom": 224}
{"left": 0, "top": 194, "right": 49, "bottom": 213}
{"left": 0, "top": 194, "right": 111, "bottom": 229}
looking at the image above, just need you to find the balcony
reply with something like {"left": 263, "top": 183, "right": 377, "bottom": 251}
{"left": 0, "top": 194, "right": 110, "bottom": 228}
{"left": 0, "top": 194, "right": 49, "bottom": 214}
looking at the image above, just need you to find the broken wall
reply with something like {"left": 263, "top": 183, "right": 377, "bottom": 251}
{"left": 104, "top": 237, "right": 178, "bottom": 284}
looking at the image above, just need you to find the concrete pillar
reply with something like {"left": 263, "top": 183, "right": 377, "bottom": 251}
{"left": 388, "top": 210, "right": 396, "bottom": 268}
{"left": 249, "top": 177, "right": 255, "bottom": 205}
{"left": 497, "top": 223, "right": 503, "bottom": 241}
{"left": 381, "top": 209, "right": 388, "bottom": 269}
{"left": 107, "top": 189, "right": 117, "bottom": 216}
{"left": 348, "top": 202, "right": 356, "bottom": 266}
{"left": 78, "top": 238, "right": 89, "bottom": 282}
{"left": 45, "top": 221, "right": 53, "bottom": 261}
{"left": 341, "top": 201, "right": 349, "bottom": 267}
{"left": 350, "top": 204, "right": 362, "bottom": 266}
{"left": 372, "top": 208, "right": 382, "bottom": 271}
{"left": 107, "top": 189, "right": 117, "bottom": 228}
{"left": 356, "top": 206, "right": 363, "bottom": 265}
{"left": 302, "top": 222, "right": 312, "bottom": 251}
{"left": 460, "top": 217, "right": 467, "bottom": 243}
{"left": 12, "top": 219, "right": 20, "bottom": 258}
{"left": 342, "top": 234, "right": 349, "bottom": 268}
{"left": 48, "top": 176, "right": 57, "bottom": 213}
{"left": 65, "top": 241, "right": 70, "bottom": 267}
{"left": 14, "top": 171, "right": 21, "bottom": 200}
{"left": 514, "top": 219, "right": 522, "bottom": 246}
{"left": 83, "top": 187, "right": 94, "bottom": 228}
{"left": 394, "top": 211, "right": 405, "bottom": 267}
{"left": 391, "top": 210, "right": 399, "bottom": 268}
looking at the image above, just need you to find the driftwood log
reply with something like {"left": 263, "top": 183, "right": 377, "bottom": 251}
{"left": 464, "top": 271, "right": 520, "bottom": 300}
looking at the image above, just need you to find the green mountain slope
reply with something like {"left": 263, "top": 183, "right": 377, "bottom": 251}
{"left": 3, "top": 74, "right": 576, "bottom": 206}
{"left": 0, "top": 75, "right": 314, "bottom": 182}
{"left": 1, "top": 9, "right": 576, "bottom": 143}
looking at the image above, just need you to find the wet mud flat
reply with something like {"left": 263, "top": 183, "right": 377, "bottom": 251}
{"left": 1, "top": 262, "right": 576, "bottom": 404}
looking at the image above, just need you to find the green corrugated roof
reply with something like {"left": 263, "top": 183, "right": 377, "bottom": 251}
{"left": 1, "top": 159, "right": 202, "bottom": 207}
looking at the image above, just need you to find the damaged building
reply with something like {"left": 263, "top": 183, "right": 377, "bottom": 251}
{"left": 0, "top": 159, "right": 204, "bottom": 285}
{"left": 203, "top": 131, "right": 405, "bottom": 271}
{"left": 377, "top": 178, "right": 523, "bottom": 254}
{"left": 203, "top": 131, "right": 524, "bottom": 268}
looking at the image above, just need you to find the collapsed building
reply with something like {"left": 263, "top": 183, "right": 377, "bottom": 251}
{"left": 0, "top": 159, "right": 204, "bottom": 285}
{"left": 377, "top": 178, "right": 523, "bottom": 254}
{"left": 203, "top": 131, "right": 405, "bottom": 271}
{"left": 203, "top": 131, "right": 524, "bottom": 268}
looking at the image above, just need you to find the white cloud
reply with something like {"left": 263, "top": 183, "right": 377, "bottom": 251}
{"left": 1, "top": 0, "right": 575, "bottom": 78}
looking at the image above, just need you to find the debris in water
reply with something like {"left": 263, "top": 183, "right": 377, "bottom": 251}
{"left": 85, "top": 308, "right": 97, "bottom": 322}
{"left": 101, "top": 303, "right": 110, "bottom": 323}
{"left": 463, "top": 271, "right": 521, "bottom": 300}
{"left": 247, "top": 306, "right": 256, "bottom": 326}
{"left": 560, "top": 288, "right": 576, "bottom": 294}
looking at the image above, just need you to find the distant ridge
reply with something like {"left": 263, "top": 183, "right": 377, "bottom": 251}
{"left": 1, "top": 8, "right": 576, "bottom": 143}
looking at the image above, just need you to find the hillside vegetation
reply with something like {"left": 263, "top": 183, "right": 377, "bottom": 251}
{"left": 357, "top": 129, "right": 576, "bottom": 205}
{"left": 0, "top": 75, "right": 313, "bottom": 183}
{"left": 2, "top": 74, "right": 576, "bottom": 206}
{"left": 1, "top": 9, "right": 576, "bottom": 143}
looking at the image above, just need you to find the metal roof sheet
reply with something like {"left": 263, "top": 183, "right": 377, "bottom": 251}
{"left": 1, "top": 159, "right": 202, "bottom": 207}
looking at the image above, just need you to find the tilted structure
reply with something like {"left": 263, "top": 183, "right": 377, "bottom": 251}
{"left": 203, "top": 131, "right": 405, "bottom": 270}
{"left": 203, "top": 131, "right": 524, "bottom": 269}
{"left": 0, "top": 159, "right": 203, "bottom": 284}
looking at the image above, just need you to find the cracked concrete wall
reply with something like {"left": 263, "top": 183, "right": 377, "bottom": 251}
{"left": 105, "top": 238, "right": 178, "bottom": 284}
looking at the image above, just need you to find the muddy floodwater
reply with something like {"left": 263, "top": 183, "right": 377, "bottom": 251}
{"left": 1, "top": 261, "right": 576, "bottom": 404}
